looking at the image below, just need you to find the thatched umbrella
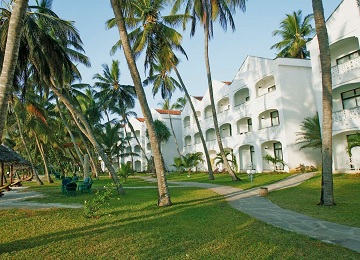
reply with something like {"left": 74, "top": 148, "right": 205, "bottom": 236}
{"left": 0, "top": 145, "right": 22, "bottom": 186}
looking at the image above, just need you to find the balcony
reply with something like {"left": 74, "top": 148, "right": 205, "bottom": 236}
{"left": 234, "top": 102, "right": 250, "bottom": 118}
{"left": 254, "top": 91, "right": 279, "bottom": 112}
{"left": 331, "top": 56, "right": 360, "bottom": 87}
{"left": 333, "top": 107, "right": 360, "bottom": 132}
{"left": 258, "top": 125, "right": 281, "bottom": 141}
{"left": 237, "top": 131, "right": 255, "bottom": 144}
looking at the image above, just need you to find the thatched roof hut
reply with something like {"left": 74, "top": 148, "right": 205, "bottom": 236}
{"left": 0, "top": 145, "right": 25, "bottom": 186}
{"left": 0, "top": 145, "right": 22, "bottom": 164}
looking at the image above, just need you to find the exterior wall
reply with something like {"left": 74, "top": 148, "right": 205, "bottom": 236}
{"left": 307, "top": 0, "right": 360, "bottom": 172}
{"left": 181, "top": 56, "right": 320, "bottom": 173}
{"left": 151, "top": 109, "right": 183, "bottom": 171}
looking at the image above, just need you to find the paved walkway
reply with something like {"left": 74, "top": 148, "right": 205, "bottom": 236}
{"left": 138, "top": 173, "right": 360, "bottom": 253}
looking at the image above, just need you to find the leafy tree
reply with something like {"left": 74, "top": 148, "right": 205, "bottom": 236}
{"left": 312, "top": 0, "right": 334, "bottom": 206}
{"left": 296, "top": 113, "right": 322, "bottom": 151}
{"left": 271, "top": 10, "right": 315, "bottom": 58}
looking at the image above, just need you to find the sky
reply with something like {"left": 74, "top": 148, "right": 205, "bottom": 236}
{"left": 30, "top": 0, "right": 342, "bottom": 117}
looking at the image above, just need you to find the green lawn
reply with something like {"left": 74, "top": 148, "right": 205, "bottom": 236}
{"left": 268, "top": 172, "right": 360, "bottom": 227}
{"left": 165, "top": 171, "right": 293, "bottom": 189}
{"left": 0, "top": 174, "right": 359, "bottom": 259}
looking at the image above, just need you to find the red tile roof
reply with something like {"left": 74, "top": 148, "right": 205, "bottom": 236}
{"left": 155, "top": 109, "right": 181, "bottom": 115}
{"left": 192, "top": 96, "right": 203, "bottom": 101}
{"left": 223, "top": 81, "right": 232, "bottom": 85}
{"left": 136, "top": 117, "right": 145, "bottom": 122}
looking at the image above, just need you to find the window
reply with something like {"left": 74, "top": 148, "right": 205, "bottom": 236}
{"left": 247, "top": 118, "right": 252, "bottom": 132}
{"left": 336, "top": 50, "right": 360, "bottom": 65}
{"left": 342, "top": 87, "right": 360, "bottom": 109}
{"left": 245, "top": 96, "right": 250, "bottom": 102}
{"left": 268, "top": 85, "right": 276, "bottom": 93}
{"left": 270, "top": 111, "right": 279, "bottom": 126}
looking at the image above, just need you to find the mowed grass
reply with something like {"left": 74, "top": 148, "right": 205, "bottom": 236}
{"left": 0, "top": 174, "right": 359, "bottom": 259}
{"left": 268, "top": 172, "right": 360, "bottom": 227}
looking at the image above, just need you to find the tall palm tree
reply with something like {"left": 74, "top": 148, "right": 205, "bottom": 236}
{"left": 93, "top": 59, "right": 136, "bottom": 122}
{"left": 0, "top": 0, "right": 28, "bottom": 140}
{"left": 271, "top": 10, "right": 315, "bottom": 58}
{"left": 110, "top": 0, "right": 171, "bottom": 205}
{"left": 0, "top": 0, "right": 126, "bottom": 194}
{"left": 173, "top": 0, "right": 247, "bottom": 181}
{"left": 296, "top": 113, "right": 322, "bottom": 151}
{"left": 312, "top": 0, "right": 334, "bottom": 206}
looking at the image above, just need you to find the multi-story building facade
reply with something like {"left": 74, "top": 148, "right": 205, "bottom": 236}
{"left": 307, "top": 0, "right": 360, "bottom": 171}
{"left": 121, "top": 0, "right": 360, "bottom": 174}
{"left": 182, "top": 56, "right": 321, "bottom": 172}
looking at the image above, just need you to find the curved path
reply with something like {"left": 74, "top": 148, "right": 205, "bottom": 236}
{"left": 138, "top": 173, "right": 360, "bottom": 253}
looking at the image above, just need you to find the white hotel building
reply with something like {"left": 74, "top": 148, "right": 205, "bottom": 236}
{"left": 121, "top": 0, "right": 360, "bottom": 173}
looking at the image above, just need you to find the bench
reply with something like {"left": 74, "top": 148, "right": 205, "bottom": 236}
{"left": 61, "top": 177, "right": 77, "bottom": 196}
{"left": 78, "top": 177, "right": 93, "bottom": 194}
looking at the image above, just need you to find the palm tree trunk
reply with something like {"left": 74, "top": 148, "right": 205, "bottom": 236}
{"left": 172, "top": 65, "right": 215, "bottom": 180}
{"left": 57, "top": 100, "right": 84, "bottom": 169}
{"left": 49, "top": 82, "right": 125, "bottom": 195}
{"left": 111, "top": 0, "right": 171, "bottom": 206}
{"left": 79, "top": 133, "right": 100, "bottom": 179}
{"left": 203, "top": 17, "right": 240, "bottom": 181}
{"left": 34, "top": 133, "right": 53, "bottom": 183}
{"left": 14, "top": 111, "right": 43, "bottom": 185}
{"left": 0, "top": 0, "right": 28, "bottom": 140}
{"left": 312, "top": 0, "right": 334, "bottom": 206}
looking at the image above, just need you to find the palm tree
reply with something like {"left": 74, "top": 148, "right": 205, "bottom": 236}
{"left": 93, "top": 60, "right": 136, "bottom": 122}
{"left": 312, "top": 0, "right": 334, "bottom": 206}
{"left": 173, "top": 0, "right": 247, "bottom": 181}
{"left": 296, "top": 113, "right": 322, "bottom": 151}
{"left": 1, "top": 0, "right": 125, "bottom": 194}
{"left": 214, "top": 151, "right": 238, "bottom": 173}
{"left": 110, "top": 0, "right": 171, "bottom": 205}
{"left": 0, "top": 0, "right": 28, "bottom": 140}
{"left": 110, "top": 0, "right": 215, "bottom": 180}
{"left": 271, "top": 10, "right": 315, "bottom": 58}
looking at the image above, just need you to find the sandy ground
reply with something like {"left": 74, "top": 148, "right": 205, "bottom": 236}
{"left": 0, "top": 186, "right": 82, "bottom": 210}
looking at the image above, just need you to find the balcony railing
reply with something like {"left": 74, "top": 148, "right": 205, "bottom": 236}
{"left": 258, "top": 125, "right": 280, "bottom": 141}
{"left": 234, "top": 101, "right": 250, "bottom": 118}
{"left": 333, "top": 106, "right": 360, "bottom": 131}
{"left": 332, "top": 56, "right": 360, "bottom": 76}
